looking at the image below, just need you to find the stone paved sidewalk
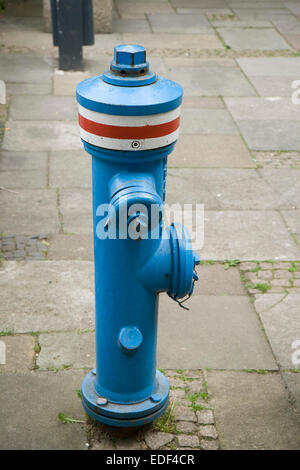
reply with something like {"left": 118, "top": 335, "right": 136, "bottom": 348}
{"left": 0, "top": 0, "right": 300, "bottom": 450}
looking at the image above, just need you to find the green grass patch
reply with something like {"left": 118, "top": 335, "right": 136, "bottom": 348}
{"left": 223, "top": 259, "right": 240, "bottom": 270}
{"left": 76, "top": 389, "right": 82, "bottom": 399}
{"left": 154, "top": 403, "right": 177, "bottom": 433}
{"left": 289, "top": 262, "right": 299, "bottom": 273}
{"left": 244, "top": 369, "right": 268, "bottom": 375}
{"left": 58, "top": 413, "right": 84, "bottom": 424}
{"left": 0, "top": 330, "right": 14, "bottom": 337}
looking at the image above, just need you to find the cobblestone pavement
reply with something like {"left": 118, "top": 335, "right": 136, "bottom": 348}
{"left": 1, "top": 0, "right": 300, "bottom": 451}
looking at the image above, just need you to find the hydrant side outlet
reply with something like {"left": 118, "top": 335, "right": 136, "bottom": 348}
{"left": 76, "top": 45, "right": 199, "bottom": 427}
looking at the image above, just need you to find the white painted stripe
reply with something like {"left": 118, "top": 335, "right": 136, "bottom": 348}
{"left": 78, "top": 104, "right": 181, "bottom": 127}
{"left": 80, "top": 128, "right": 179, "bottom": 151}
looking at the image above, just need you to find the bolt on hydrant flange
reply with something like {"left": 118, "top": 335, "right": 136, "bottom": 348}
{"left": 76, "top": 44, "right": 200, "bottom": 427}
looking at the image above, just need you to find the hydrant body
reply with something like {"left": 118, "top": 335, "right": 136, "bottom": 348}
{"left": 77, "top": 45, "right": 199, "bottom": 427}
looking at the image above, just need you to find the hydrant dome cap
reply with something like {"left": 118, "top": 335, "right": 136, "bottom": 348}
{"left": 76, "top": 75, "right": 182, "bottom": 116}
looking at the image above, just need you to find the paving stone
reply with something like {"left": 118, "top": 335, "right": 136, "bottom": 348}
{"left": 0, "top": 260, "right": 94, "bottom": 333}
{"left": 196, "top": 409, "right": 214, "bottom": 425}
{"left": 282, "top": 372, "right": 300, "bottom": 414}
{"left": 0, "top": 151, "right": 47, "bottom": 171}
{"left": 171, "top": 135, "right": 254, "bottom": 168}
{"left": 217, "top": 27, "right": 291, "bottom": 50}
{"left": 53, "top": 69, "right": 90, "bottom": 96}
{"left": 226, "top": 97, "right": 300, "bottom": 122}
{"left": 281, "top": 210, "right": 300, "bottom": 238}
{"left": 0, "top": 189, "right": 60, "bottom": 236}
{"left": 180, "top": 109, "right": 238, "bottom": 135}
{"left": 170, "top": 388, "right": 186, "bottom": 400}
{"left": 258, "top": 169, "right": 300, "bottom": 209}
{"left": 60, "top": 190, "right": 92, "bottom": 235}
{"left": 0, "top": 54, "right": 53, "bottom": 84}
{"left": 237, "top": 120, "right": 300, "bottom": 150}
{"left": 122, "top": 33, "right": 223, "bottom": 50}
{"left": 237, "top": 57, "right": 300, "bottom": 77}
{"left": 197, "top": 211, "right": 300, "bottom": 260}
{"left": 37, "top": 332, "right": 95, "bottom": 370}
{"left": 7, "top": 82, "right": 52, "bottom": 96}
{"left": 173, "top": 406, "right": 197, "bottom": 422}
{"left": 145, "top": 432, "right": 174, "bottom": 450}
{"left": 50, "top": 150, "right": 91, "bottom": 189}
{"left": 158, "top": 295, "right": 277, "bottom": 370}
{"left": 2, "top": 121, "right": 80, "bottom": 152}
{"left": 164, "top": 58, "right": 256, "bottom": 97}
{"left": 200, "top": 439, "right": 220, "bottom": 450}
{"left": 171, "top": 0, "right": 227, "bottom": 7}
{"left": 271, "top": 279, "right": 289, "bottom": 287}
{"left": 113, "top": 18, "right": 151, "bottom": 33}
{"left": 115, "top": 437, "right": 143, "bottom": 450}
{"left": 0, "top": 335, "right": 34, "bottom": 373}
{"left": 272, "top": 16, "right": 300, "bottom": 35}
{"left": 177, "top": 434, "right": 199, "bottom": 448}
{"left": 116, "top": 0, "right": 174, "bottom": 18}
{"left": 48, "top": 234, "right": 93, "bottom": 261}
{"left": 0, "top": 169, "right": 46, "bottom": 189}
{"left": 232, "top": 9, "right": 295, "bottom": 20}
{"left": 193, "top": 264, "right": 246, "bottom": 296}
{"left": 176, "top": 421, "right": 198, "bottom": 433}
{"left": 285, "top": 34, "right": 300, "bottom": 50}
{"left": 199, "top": 425, "right": 218, "bottom": 439}
{"left": 0, "top": 370, "right": 86, "bottom": 450}
{"left": 255, "top": 294, "right": 300, "bottom": 368}
{"left": 181, "top": 97, "right": 224, "bottom": 108}
{"left": 148, "top": 14, "right": 212, "bottom": 33}
{"left": 285, "top": 1, "right": 300, "bottom": 16}
{"left": 9, "top": 96, "right": 77, "bottom": 121}
{"left": 207, "top": 370, "right": 300, "bottom": 450}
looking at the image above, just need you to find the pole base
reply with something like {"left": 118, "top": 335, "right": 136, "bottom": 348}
{"left": 81, "top": 369, "right": 169, "bottom": 427}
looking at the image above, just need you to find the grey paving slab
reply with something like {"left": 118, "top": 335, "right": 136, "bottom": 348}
{"left": 38, "top": 332, "right": 95, "bottom": 370}
{"left": 180, "top": 109, "right": 239, "bottom": 135}
{"left": 228, "top": 0, "right": 284, "bottom": 8}
{"left": 122, "top": 33, "right": 224, "bottom": 50}
{"left": 246, "top": 76, "right": 298, "bottom": 97}
{"left": 0, "top": 54, "right": 53, "bottom": 83}
{"left": 0, "top": 151, "right": 47, "bottom": 171}
{"left": 280, "top": 210, "right": 300, "bottom": 244}
{"left": 181, "top": 97, "right": 224, "bottom": 108}
{"left": 0, "top": 189, "right": 60, "bottom": 236}
{"left": 171, "top": 135, "right": 255, "bottom": 168}
{"left": 48, "top": 234, "right": 93, "bottom": 261}
{"left": 232, "top": 9, "right": 294, "bottom": 20}
{"left": 0, "top": 371, "right": 86, "bottom": 450}
{"left": 2, "top": 121, "right": 80, "bottom": 151}
{"left": 7, "top": 82, "right": 52, "bottom": 96}
{"left": 116, "top": 0, "right": 174, "bottom": 18}
{"left": 255, "top": 294, "right": 300, "bottom": 369}
{"left": 281, "top": 1, "right": 300, "bottom": 16}
{"left": 112, "top": 18, "right": 151, "bottom": 33}
{"left": 207, "top": 371, "right": 300, "bottom": 450}
{"left": 272, "top": 16, "right": 300, "bottom": 34}
{"left": 199, "top": 210, "right": 300, "bottom": 260}
{"left": 164, "top": 58, "right": 256, "bottom": 97}
{"left": 157, "top": 295, "right": 277, "bottom": 370}
{"left": 0, "top": 169, "right": 46, "bottom": 189}
{"left": 234, "top": 120, "right": 300, "bottom": 150}
{"left": 9, "top": 96, "right": 77, "bottom": 121}
{"left": 0, "top": 335, "right": 34, "bottom": 373}
{"left": 53, "top": 69, "right": 90, "bottom": 97}
{"left": 177, "top": 8, "right": 233, "bottom": 15}
{"left": 237, "top": 57, "right": 300, "bottom": 76}
{"left": 166, "top": 168, "right": 293, "bottom": 210}
{"left": 258, "top": 169, "right": 300, "bottom": 209}
{"left": 148, "top": 14, "right": 213, "bottom": 33}
{"left": 285, "top": 34, "right": 300, "bottom": 50}
{"left": 171, "top": 0, "right": 227, "bottom": 7}
{"left": 0, "top": 260, "right": 94, "bottom": 333}
{"left": 211, "top": 20, "right": 273, "bottom": 28}
{"left": 193, "top": 264, "right": 246, "bottom": 296}
{"left": 282, "top": 372, "right": 300, "bottom": 414}
{"left": 217, "top": 27, "right": 292, "bottom": 50}
{"left": 60, "top": 189, "right": 92, "bottom": 235}
{"left": 49, "top": 150, "right": 92, "bottom": 189}
{"left": 225, "top": 97, "right": 300, "bottom": 121}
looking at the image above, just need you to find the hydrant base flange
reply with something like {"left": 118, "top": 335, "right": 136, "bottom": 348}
{"left": 81, "top": 369, "right": 169, "bottom": 428}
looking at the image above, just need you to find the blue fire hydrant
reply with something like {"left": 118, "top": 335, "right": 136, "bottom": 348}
{"left": 76, "top": 45, "right": 200, "bottom": 427}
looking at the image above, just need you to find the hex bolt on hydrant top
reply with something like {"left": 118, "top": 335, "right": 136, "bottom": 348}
{"left": 76, "top": 44, "right": 200, "bottom": 427}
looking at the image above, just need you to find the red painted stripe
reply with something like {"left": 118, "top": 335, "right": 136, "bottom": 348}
{"left": 78, "top": 114, "right": 180, "bottom": 139}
